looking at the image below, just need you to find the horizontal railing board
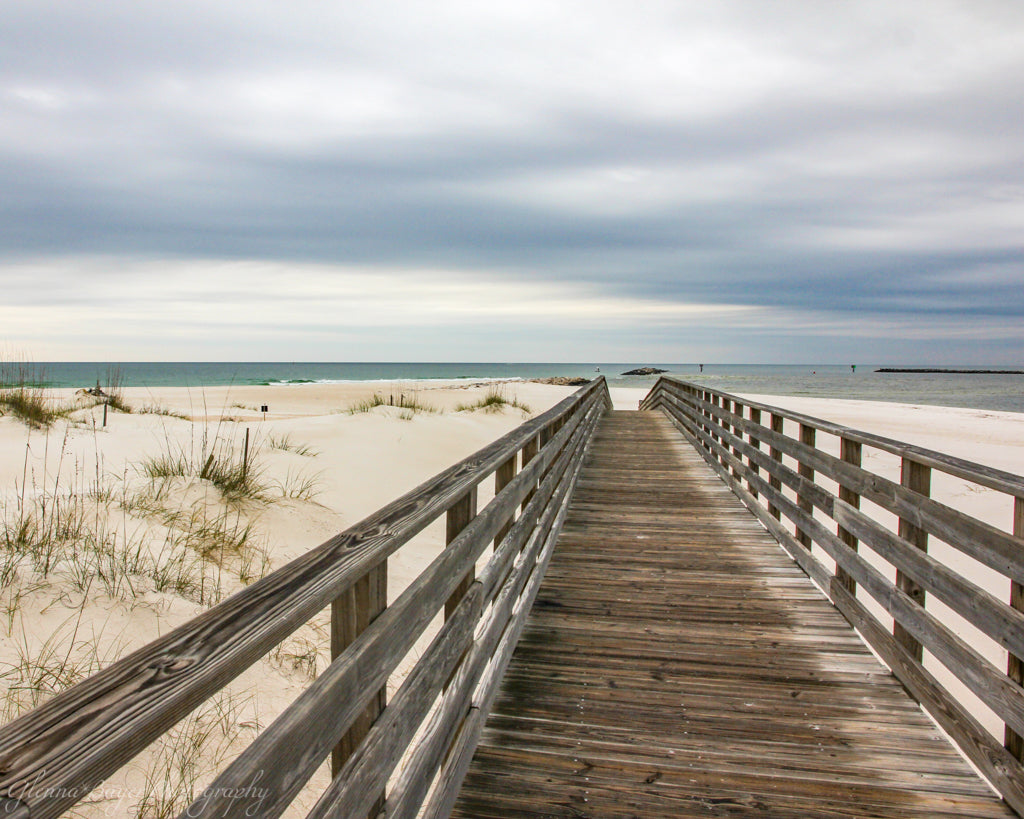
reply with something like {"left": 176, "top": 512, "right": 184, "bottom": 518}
{"left": 384, "top": 409, "right": 597, "bottom": 819}
{"left": 669, "top": 388, "right": 1024, "bottom": 585}
{"left": 663, "top": 398, "right": 1024, "bottom": 741}
{"left": 306, "top": 581, "right": 482, "bottom": 819}
{"left": 642, "top": 378, "right": 1024, "bottom": 498}
{"left": 311, "top": 406, "right": 600, "bottom": 819}
{"left": 663, "top": 392, "right": 1024, "bottom": 660}
{"left": 0, "top": 378, "right": 609, "bottom": 819}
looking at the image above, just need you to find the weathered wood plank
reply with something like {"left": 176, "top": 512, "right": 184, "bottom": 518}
{"left": 894, "top": 458, "right": 932, "bottom": 662}
{"left": 678, "top": 413, "right": 1024, "bottom": 740}
{"left": 184, "top": 392, "right": 608, "bottom": 817}
{"left": 1009, "top": 495, "right": 1024, "bottom": 759}
{"left": 663, "top": 396, "right": 1024, "bottom": 663}
{"left": 668, "top": 386, "right": 1024, "bottom": 584}
{"left": 834, "top": 437, "right": 862, "bottom": 596}
{"left": 646, "top": 376, "right": 1024, "bottom": 497}
{"left": 450, "top": 411, "right": 1014, "bottom": 819}
{"left": 445, "top": 487, "right": 478, "bottom": 620}
{"left": 331, "top": 561, "right": 387, "bottom": 792}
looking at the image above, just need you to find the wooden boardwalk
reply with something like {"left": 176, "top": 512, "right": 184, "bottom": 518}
{"left": 451, "top": 411, "right": 1014, "bottom": 818}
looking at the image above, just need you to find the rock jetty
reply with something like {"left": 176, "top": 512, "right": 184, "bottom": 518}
{"left": 621, "top": 367, "right": 668, "bottom": 376}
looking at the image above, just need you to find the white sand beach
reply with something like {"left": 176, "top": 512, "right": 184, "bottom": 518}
{"left": 1, "top": 380, "right": 1022, "bottom": 815}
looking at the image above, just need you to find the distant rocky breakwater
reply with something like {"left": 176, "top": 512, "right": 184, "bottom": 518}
{"left": 876, "top": 368, "right": 1024, "bottom": 375}
{"left": 621, "top": 367, "right": 669, "bottom": 376}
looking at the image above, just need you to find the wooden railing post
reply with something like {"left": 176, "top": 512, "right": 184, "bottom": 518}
{"left": 1007, "top": 496, "right": 1024, "bottom": 758}
{"left": 894, "top": 458, "right": 932, "bottom": 662}
{"left": 332, "top": 562, "right": 388, "bottom": 783}
{"left": 445, "top": 487, "right": 478, "bottom": 619}
{"left": 495, "top": 454, "right": 517, "bottom": 548}
{"left": 795, "top": 424, "right": 816, "bottom": 549}
{"left": 731, "top": 401, "right": 744, "bottom": 478}
{"left": 705, "top": 390, "right": 714, "bottom": 453}
{"left": 720, "top": 393, "right": 729, "bottom": 456}
{"left": 768, "top": 414, "right": 784, "bottom": 520}
{"left": 834, "top": 437, "right": 862, "bottom": 595}
{"left": 520, "top": 435, "right": 539, "bottom": 511}
{"left": 705, "top": 392, "right": 715, "bottom": 447}
{"left": 747, "top": 407, "right": 761, "bottom": 499}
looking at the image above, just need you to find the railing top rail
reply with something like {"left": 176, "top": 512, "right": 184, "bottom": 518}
{"left": 647, "top": 376, "right": 1024, "bottom": 498}
{"left": 0, "top": 377, "right": 610, "bottom": 818}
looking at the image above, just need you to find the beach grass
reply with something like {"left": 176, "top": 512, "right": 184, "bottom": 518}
{"left": 267, "top": 432, "right": 319, "bottom": 457}
{"left": 0, "top": 359, "right": 70, "bottom": 428}
{"left": 141, "top": 428, "right": 268, "bottom": 503}
{"left": 346, "top": 390, "right": 437, "bottom": 415}
{"left": 455, "top": 386, "right": 530, "bottom": 414}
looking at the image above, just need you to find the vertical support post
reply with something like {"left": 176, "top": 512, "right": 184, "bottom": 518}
{"left": 713, "top": 395, "right": 725, "bottom": 461}
{"left": 768, "top": 414, "right": 784, "bottom": 520}
{"left": 747, "top": 408, "right": 761, "bottom": 499}
{"left": 706, "top": 392, "right": 716, "bottom": 448}
{"left": 834, "top": 437, "right": 862, "bottom": 595}
{"left": 893, "top": 458, "right": 932, "bottom": 662}
{"left": 331, "top": 561, "right": 388, "bottom": 791}
{"left": 716, "top": 396, "right": 725, "bottom": 460}
{"left": 520, "top": 436, "right": 539, "bottom": 512}
{"left": 242, "top": 427, "right": 250, "bottom": 480}
{"left": 539, "top": 422, "right": 553, "bottom": 450}
{"left": 795, "top": 424, "right": 816, "bottom": 549}
{"left": 703, "top": 390, "right": 713, "bottom": 452}
{"left": 445, "top": 487, "right": 478, "bottom": 619}
{"left": 102, "top": 401, "right": 108, "bottom": 427}
{"left": 731, "top": 401, "right": 744, "bottom": 478}
{"left": 494, "top": 454, "right": 517, "bottom": 548}
{"left": 1006, "top": 497, "right": 1024, "bottom": 758}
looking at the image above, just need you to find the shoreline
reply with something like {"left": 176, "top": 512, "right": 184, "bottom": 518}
{"left": 11, "top": 361, "right": 1024, "bottom": 414}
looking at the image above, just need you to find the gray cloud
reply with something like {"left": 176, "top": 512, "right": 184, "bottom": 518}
{"left": 2, "top": 1, "right": 1023, "bottom": 360}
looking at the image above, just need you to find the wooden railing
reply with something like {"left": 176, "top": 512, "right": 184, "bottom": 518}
{"left": 0, "top": 378, "right": 611, "bottom": 819}
{"left": 641, "top": 377, "right": 1024, "bottom": 815}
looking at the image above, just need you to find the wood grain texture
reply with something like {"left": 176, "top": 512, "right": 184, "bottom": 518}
{"left": 644, "top": 377, "right": 1024, "bottom": 497}
{"left": 331, "top": 561, "right": 387, "bottom": 786}
{"left": 450, "top": 411, "right": 1014, "bottom": 818}
{"left": 445, "top": 487, "right": 478, "bottom": 620}
{"left": 835, "top": 437, "right": 862, "bottom": 595}
{"left": 661, "top": 391, "right": 1024, "bottom": 663}
{"left": 388, "top": 407, "right": 601, "bottom": 819}
{"left": 1009, "top": 496, "right": 1024, "bottom": 760}
{"left": 662, "top": 399, "right": 1024, "bottom": 741}
{"left": 662, "top": 387, "right": 1024, "bottom": 587}
{"left": 0, "top": 379, "right": 610, "bottom": 819}
{"left": 894, "top": 458, "right": 932, "bottom": 663}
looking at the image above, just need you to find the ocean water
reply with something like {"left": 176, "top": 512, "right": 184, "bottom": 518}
{"left": 21, "top": 362, "right": 1024, "bottom": 414}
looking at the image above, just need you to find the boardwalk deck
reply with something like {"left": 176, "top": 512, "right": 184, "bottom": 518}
{"left": 450, "top": 411, "right": 1014, "bottom": 818}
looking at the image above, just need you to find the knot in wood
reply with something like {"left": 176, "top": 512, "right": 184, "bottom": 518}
{"left": 149, "top": 656, "right": 195, "bottom": 677}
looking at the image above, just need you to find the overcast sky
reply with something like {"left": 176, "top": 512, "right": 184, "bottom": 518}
{"left": 2, "top": 1, "right": 1023, "bottom": 362}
